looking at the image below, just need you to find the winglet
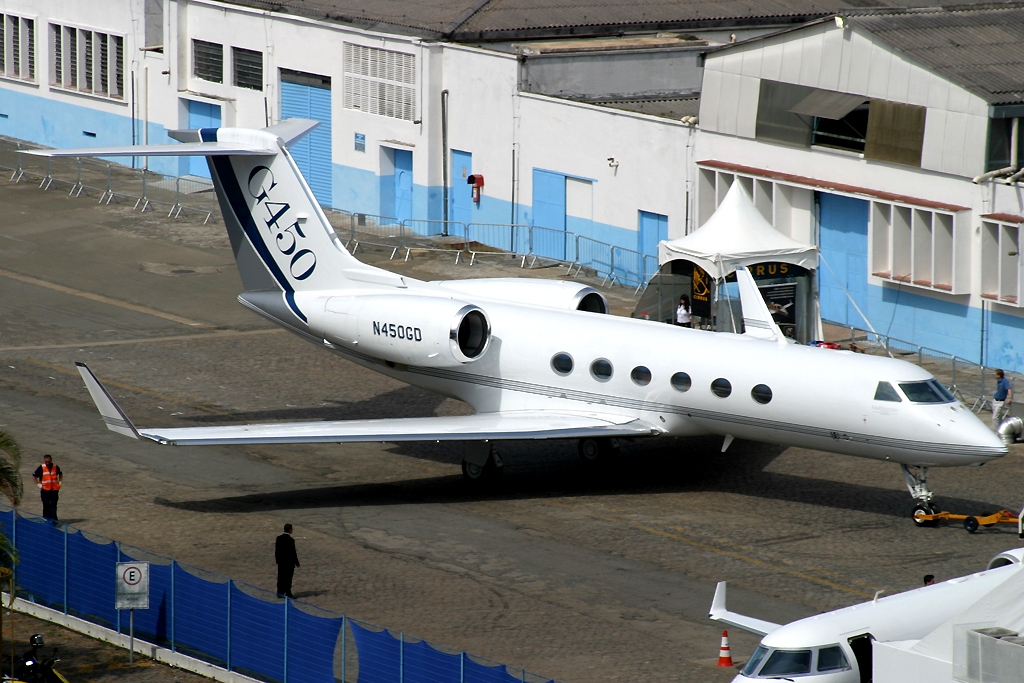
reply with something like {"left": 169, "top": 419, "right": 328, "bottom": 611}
{"left": 736, "top": 267, "right": 788, "bottom": 345}
{"left": 709, "top": 581, "right": 783, "bottom": 637}
{"left": 75, "top": 363, "right": 141, "bottom": 440}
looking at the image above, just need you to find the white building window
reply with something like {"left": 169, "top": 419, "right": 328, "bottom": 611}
{"left": 49, "top": 24, "right": 122, "bottom": 98}
{"left": 981, "top": 220, "right": 1022, "bottom": 306}
{"left": 193, "top": 39, "right": 223, "bottom": 84}
{"left": 343, "top": 43, "right": 416, "bottom": 121}
{"left": 869, "top": 202, "right": 968, "bottom": 294}
{"left": 232, "top": 47, "right": 262, "bottom": 91}
{"left": 1, "top": 14, "right": 35, "bottom": 81}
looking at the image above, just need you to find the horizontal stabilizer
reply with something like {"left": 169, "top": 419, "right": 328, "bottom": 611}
{"left": 263, "top": 119, "right": 321, "bottom": 148}
{"left": 25, "top": 142, "right": 275, "bottom": 158}
{"left": 76, "top": 363, "right": 660, "bottom": 446}
{"left": 709, "top": 581, "right": 782, "bottom": 637}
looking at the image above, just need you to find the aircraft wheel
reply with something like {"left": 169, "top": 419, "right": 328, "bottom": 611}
{"left": 578, "top": 438, "right": 615, "bottom": 465}
{"left": 912, "top": 503, "right": 935, "bottom": 527}
{"left": 964, "top": 516, "right": 980, "bottom": 534}
{"left": 462, "top": 453, "right": 503, "bottom": 483}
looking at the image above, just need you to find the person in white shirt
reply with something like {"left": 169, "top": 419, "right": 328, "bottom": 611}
{"left": 676, "top": 295, "right": 692, "bottom": 327}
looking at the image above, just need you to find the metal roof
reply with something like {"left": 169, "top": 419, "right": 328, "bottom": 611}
{"left": 581, "top": 95, "right": 701, "bottom": 119}
{"left": 847, "top": 5, "right": 1024, "bottom": 105}
{"left": 224, "top": 0, "right": 984, "bottom": 40}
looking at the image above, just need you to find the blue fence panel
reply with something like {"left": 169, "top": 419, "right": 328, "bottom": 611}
{"left": 286, "top": 602, "right": 344, "bottom": 683}
{"left": 405, "top": 640, "right": 461, "bottom": 683}
{"left": 119, "top": 550, "right": 172, "bottom": 645}
{"left": 173, "top": 563, "right": 229, "bottom": 666}
{"left": 66, "top": 531, "right": 117, "bottom": 627}
{"left": 15, "top": 515, "right": 64, "bottom": 607}
{"left": 464, "top": 656, "right": 522, "bottom": 683}
{"left": 230, "top": 583, "right": 285, "bottom": 682}
{"left": 0, "top": 508, "right": 13, "bottom": 551}
{"left": 352, "top": 621, "right": 400, "bottom": 683}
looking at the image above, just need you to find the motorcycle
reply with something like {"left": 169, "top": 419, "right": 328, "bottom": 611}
{"left": 4, "top": 634, "right": 68, "bottom": 683}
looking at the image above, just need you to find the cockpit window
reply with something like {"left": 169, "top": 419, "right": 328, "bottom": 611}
{"left": 742, "top": 646, "right": 768, "bottom": 676}
{"left": 759, "top": 649, "right": 812, "bottom": 676}
{"left": 817, "top": 645, "right": 851, "bottom": 672}
{"left": 900, "top": 380, "right": 955, "bottom": 404}
{"left": 929, "top": 379, "right": 957, "bottom": 403}
{"left": 874, "top": 381, "right": 902, "bottom": 402}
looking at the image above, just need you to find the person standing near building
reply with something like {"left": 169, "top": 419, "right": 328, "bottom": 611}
{"left": 32, "top": 454, "right": 61, "bottom": 521}
{"left": 676, "top": 295, "right": 692, "bottom": 327}
{"left": 992, "top": 369, "right": 1013, "bottom": 429}
{"left": 275, "top": 523, "right": 300, "bottom": 598}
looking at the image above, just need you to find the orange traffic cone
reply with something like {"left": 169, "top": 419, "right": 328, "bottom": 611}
{"left": 717, "top": 630, "right": 734, "bottom": 667}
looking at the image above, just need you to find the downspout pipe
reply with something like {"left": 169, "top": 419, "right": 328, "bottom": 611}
{"left": 974, "top": 117, "right": 1019, "bottom": 183}
{"left": 441, "top": 89, "right": 450, "bottom": 233}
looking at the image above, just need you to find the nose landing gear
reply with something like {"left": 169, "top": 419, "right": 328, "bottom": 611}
{"left": 903, "top": 465, "right": 936, "bottom": 524}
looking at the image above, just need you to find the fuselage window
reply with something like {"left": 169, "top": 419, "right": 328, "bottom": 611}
{"left": 591, "top": 359, "right": 613, "bottom": 381}
{"left": 670, "top": 372, "right": 692, "bottom": 392}
{"left": 551, "top": 353, "right": 574, "bottom": 376}
{"left": 900, "top": 380, "right": 954, "bottom": 403}
{"left": 751, "top": 384, "right": 772, "bottom": 404}
{"left": 816, "top": 645, "right": 851, "bottom": 672}
{"left": 711, "top": 378, "right": 732, "bottom": 398}
{"left": 759, "top": 649, "right": 812, "bottom": 676}
{"left": 631, "top": 366, "right": 652, "bottom": 386}
{"left": 874, "top": 381, "right": 902, "bottom": 402}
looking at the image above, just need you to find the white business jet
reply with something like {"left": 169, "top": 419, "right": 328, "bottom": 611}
{"left": 30, "top": 121, "right": 1006, "bottom": 517}
{"left": 710, "top": 548, "right": 1024, "bottom": 682}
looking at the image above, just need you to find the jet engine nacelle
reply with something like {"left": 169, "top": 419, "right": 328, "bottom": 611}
{"left": 309, "top": 294, "right": 491, "bottom": 367}
{"left": 430, "top": 278, "right": 608, "bottom": 314}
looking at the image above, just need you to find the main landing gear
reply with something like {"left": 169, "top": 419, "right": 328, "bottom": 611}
{"left": 577, "top": 438, "right": 619, "bottom": 467}
{"left": 461, "top": 442, "right": 503, "bottom": 483}
{"left": 903, "top": 465, "right": 938, "bottom": 526}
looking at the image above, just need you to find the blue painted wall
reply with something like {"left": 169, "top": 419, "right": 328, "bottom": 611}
{"left": 0, "top": 86, "right": 177, "bottom": 176}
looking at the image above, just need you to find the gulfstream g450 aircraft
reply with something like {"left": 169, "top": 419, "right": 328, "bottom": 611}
{"left": 31, "top": 121, "right": 1006, "bottom": 518}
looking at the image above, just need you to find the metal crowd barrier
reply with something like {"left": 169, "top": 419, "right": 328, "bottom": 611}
{"left": 0, "top": 505, "right": 556, "bottom": 683}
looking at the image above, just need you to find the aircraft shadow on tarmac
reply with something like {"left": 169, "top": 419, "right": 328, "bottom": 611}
{"left": 155, "top": 435, "right": 1008, "bottom": 522}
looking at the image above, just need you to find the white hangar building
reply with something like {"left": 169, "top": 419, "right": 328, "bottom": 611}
{"left": 696, "top": 6, "right": 1024, "bottom": 372}
{"left": 0, "top": 0, "right": 972, "bottom": 282}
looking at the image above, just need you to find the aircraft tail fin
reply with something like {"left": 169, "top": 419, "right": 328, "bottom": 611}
{"left": 29, "top": 121, "right": 374, "bottom": 327}
{"left": 736, "top": 267, "right": 788, "bottom": 344}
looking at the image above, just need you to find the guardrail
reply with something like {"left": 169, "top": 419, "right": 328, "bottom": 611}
{"left": 0, "top": 137, "right": 219, "bottom": 223}
{"left": 0, "top": 505, "right": 556, "bottom": 683}
{"left": 821, "top": 321, "right": 1021, "bottom": 413}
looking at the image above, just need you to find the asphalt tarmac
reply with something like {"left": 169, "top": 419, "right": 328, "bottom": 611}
{"left": 1, "top": 178, "right": 1023, "bottom": 683}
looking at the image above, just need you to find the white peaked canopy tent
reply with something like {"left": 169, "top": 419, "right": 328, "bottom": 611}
{"left": 658, "top": 181, "right": 818, "bottom": 277}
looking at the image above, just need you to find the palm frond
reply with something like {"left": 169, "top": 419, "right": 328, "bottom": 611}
{"left": 0, "top": 431, "right": 23, "bottom": 507}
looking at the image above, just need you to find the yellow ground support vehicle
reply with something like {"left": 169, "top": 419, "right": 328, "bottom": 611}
{"left": 913, "top": 507, "right": 1022, "bottom": 534}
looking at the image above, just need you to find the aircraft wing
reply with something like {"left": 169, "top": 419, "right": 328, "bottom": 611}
{"left": 76, "top": 363, "right": 659, "bottom": 446}
{"left": 709, "top": 581, "right": 782, "bottom": 636}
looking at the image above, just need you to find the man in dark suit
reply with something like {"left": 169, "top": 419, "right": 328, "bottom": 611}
{"left": 275, "top": 523, "right": 300, "bottom": 598}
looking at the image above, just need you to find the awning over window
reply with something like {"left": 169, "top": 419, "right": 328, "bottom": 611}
{"left": 788, "top": 90, "right": 867, "bottom": 120}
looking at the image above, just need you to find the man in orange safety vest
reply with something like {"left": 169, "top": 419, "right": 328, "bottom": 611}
{"left": 32, "top": 454, "right": 62, "bottom": 521}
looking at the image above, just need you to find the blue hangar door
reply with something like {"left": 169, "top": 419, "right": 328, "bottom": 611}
{"left": 818, "top": 193, "right": 870, "bottom": 327}
{"left": 186, "top": 100, "right": 221, "bottom": 178}
{"left": 280, "top": 70, "right": 332, "bottom": 207}
{"left": 394, "top": 149, "right": 413, "bottom": 223}
{"left": 532, "top": 169, "right": 567, "bottom": 260}
{"left": 451, "top": 150, "right": 473, "bottom": 226}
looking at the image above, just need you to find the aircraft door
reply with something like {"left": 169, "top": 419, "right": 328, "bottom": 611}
{"left": 847, "top": 633, "right": 874, "bottom": 683}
